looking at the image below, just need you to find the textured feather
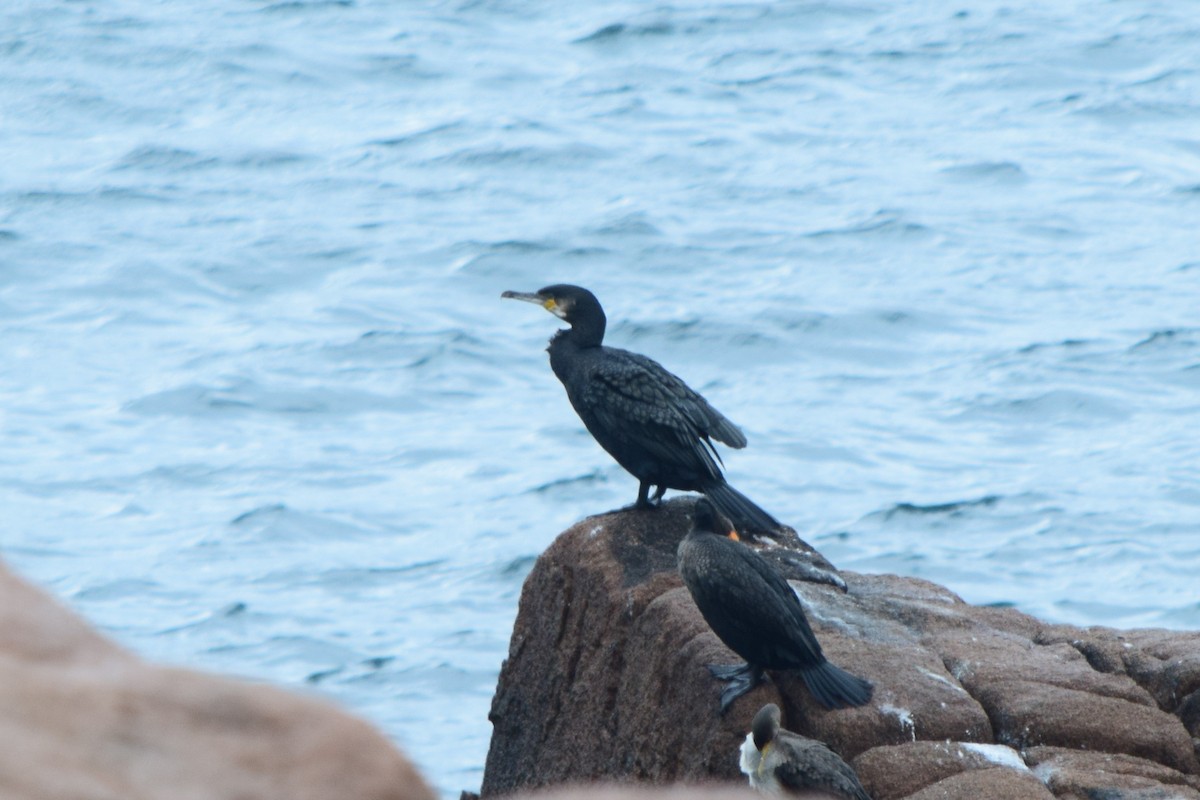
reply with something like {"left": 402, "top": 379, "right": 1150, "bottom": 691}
{"left": 772, "top": 734, "right": 874, "bottom": 800}
{"left": 677, "top": 531, "right": 825, "bottom": 670}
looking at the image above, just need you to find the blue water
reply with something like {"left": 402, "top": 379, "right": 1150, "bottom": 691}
{"left": 2, "top": 0, "right": 1198, "bottom": 795}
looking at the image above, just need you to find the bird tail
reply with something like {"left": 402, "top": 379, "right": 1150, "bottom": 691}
{"left": 801, "top": 662, "right": 873, "bottom": 710}
{"left": 704, "top": 482, "right": 781, "bottom": 536}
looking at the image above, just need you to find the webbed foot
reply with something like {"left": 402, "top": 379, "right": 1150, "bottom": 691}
{"left": 705, "top": 662, "right": 765, "bottom": 713}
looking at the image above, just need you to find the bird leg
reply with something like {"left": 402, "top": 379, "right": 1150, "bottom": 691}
{"left": 636, "top": 481, "right": 653, "bottom": 509}
{"left": 634, "top": 483, "right": 667, "bottom": 509}
{"left": 706, "top": 662, "right": 765, "bottom": 713}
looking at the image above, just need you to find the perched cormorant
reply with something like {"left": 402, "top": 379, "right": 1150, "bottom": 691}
{"left": 677, "top": 498, "right": 872, "bottom": 713}
{"left": 501, "top": 284, "right": 779, "bottom": 535}
{"left": 740, "top": 703, "right": 873, "bottom": 800}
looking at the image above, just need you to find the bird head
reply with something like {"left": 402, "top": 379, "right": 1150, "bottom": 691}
{"left": 502, "top": 285, "right": 607, "bottom": 346}
{"left": 693, "top": 497, "right": 740, "bottom": 541}
{"left": 751, "top": 703, "right": 782, "bottom": 752}
{"left": 501, "top": 284, "right": 600, "bottom": 323}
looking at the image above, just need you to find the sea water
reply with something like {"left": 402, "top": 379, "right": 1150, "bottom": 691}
{"left": 2, "top": 1, "right": 1198, "bottom": 795}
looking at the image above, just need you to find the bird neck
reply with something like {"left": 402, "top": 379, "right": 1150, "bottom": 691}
{"left": 564, "top": 317, "right": 605, "bottom": 348}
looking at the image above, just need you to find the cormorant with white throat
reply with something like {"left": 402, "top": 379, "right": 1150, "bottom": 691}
{"left": 740, "top": 703, "right": 872, "bottom": 799}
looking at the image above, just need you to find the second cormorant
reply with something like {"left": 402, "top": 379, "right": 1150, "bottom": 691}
{"left": 677, "top": 498, "right": 872, "bottom": 713}
{"left": 501, "top": 284, "right": 779, "bottom": 535}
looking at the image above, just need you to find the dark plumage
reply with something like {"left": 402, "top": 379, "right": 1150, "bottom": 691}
{"left": 677, "top": 498, "right": 872, "bottom": 713}
{"left": 740, "top": 703, "right": 873, "bottom": 800}
{"left": 501, "top": 284, "right": 779, "bottom": 535}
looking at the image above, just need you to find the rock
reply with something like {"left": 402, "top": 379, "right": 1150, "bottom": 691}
{"left": 513, "top": 787, "right": 759, "bottom": 800}
{"left": 480, "top": 499, "right": 1200, "bottom": 798}
{"left": 482, "top": 502, "right": 744, "bottom": 794}
{"left": 900, "top": 767, "right": 1054, "bottom": 800}
{"left": 0, "top": 560, "right": 434, "bottom": 800}
{"left": 1037, "top": 625, "right": 1200, "bottom": 734}
{"left": 968, "top": 681, "right": 1195, "bottom": 773}
{"left": 1025, "top": 747, "right": 1200, "bottom": 799}
{"left": 851, "top": 741, "right": 1030, "bottom": 800}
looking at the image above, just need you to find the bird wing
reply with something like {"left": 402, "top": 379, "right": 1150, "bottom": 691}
{"left": 609, "top": 350, "right": 739, "bottom": 448}
{"left": 579, "top": 348, "right": 746, "bottom": 473}
{"left": 739, "top": 548, "right": 826, "bottom": 660}
{"left": 686, "top": 539, "right": 825, "bottom": 668}
{"left": 773, "top": 736, "right": 872, "bottom": 800}
{"left": 620, "top": 351, "right": 748, "bottom": 449}
{"left": 580, "top": 352, "right": 732, "bottom": 478}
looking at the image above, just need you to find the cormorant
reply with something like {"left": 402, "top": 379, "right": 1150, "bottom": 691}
{"left": 740, "top": 703, "right": 873, "bottom": 800}
{"left": 677, "top": 498, "right": 872, "bottom": 713}
{"left": 501, "top": 284, "right": 779, "bottom": 535}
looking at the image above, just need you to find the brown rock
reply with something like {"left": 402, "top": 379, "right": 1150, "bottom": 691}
{"left": 1118, "top": 630, "right": 1200, "bottom": 714}
{"left": 968, "top": 680, "right": 1197, "bottom": 774}
{"left": 851, "top": 741, "right": 1027, "bottom": 800}
{"left": 484, "top": 503, "right": 748, "bottom": 793}
{"left": 1036, "top": 625, "right": 1200, "bottom": 716}
{"left": 516, "top": 787, "right": 759, "bottom": 800}
{"left": 899, "top": 767, "right": 1054, "bottom": 799}
{"left": 940, "top": 628, "right": 1158, "bottom": 707}
{"left": 481, "top": 501, "right": 990, "bottom": 795}
{"left": 1025, "top": 746, "right": 1200, "bottom": 799}
{"left": 0, "top": 560, "right": 434, "bottom": 800}
{"left": 481, "top": 499, "right": 1200, "bottom": 798}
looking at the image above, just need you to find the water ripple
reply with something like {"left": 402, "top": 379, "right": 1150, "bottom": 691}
{"left": 4, "top": 1, "right": 1199, "bottom": 796}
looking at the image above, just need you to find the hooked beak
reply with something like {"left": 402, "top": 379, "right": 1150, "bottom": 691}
{"left": 502, "top": 290, "right": 563, "bottom": 317}
{"left": 501, "top": 290, "right": 545, "bottom": 304}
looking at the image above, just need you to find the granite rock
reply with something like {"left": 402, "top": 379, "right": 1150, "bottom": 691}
{"left": 0, "top": 560, "right": 434, "bottom": 800}
{"left": 481, "top": 499, "right": 1200, "bottom": 799}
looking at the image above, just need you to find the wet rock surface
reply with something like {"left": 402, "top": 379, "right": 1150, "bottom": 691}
{"left": 481, "top": 499, "right": 1200, "bottom": 799}
{"left": 0, "top": 560, "right": 434, "bottom": 800}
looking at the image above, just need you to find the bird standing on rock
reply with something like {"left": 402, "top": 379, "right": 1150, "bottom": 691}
{"left": 740, "top": 703, "right": 873, "bottom": 800}
{"left": 677, "top": 498, "right": 872, "bottom": 713}
{"left": 501, "top": 284, "right": 780, "bottom": 536}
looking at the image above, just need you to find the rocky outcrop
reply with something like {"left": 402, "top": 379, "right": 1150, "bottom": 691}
{"left": 481, "top": 499, "right": 1200, "bottom": 799}
{"left": 514, "top": 787, "right": 759, "bottom": 800}
{"left": 0, "top": 560, "right": 434, "bottom": 800}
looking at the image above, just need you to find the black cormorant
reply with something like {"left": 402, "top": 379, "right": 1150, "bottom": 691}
{"left": 740, "top": 703, "right": 873, "bottom": 800}
{"left": 501, "top": 284, "right": 779, "bottom": 535}
{"left": 677, "top": 498, "right": 872, "bottom": 713}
